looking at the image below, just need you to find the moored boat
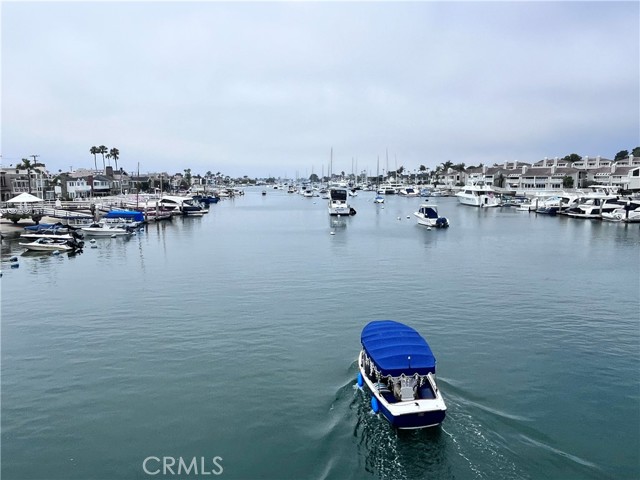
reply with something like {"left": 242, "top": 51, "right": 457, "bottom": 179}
{"left": 413, "top": 203, "right": 449, "bottom": 228}
{"left": 328, "top": 187, "right": 355, "bottom": 216}
{"left": 19, "top": 237, "right": 83, "bottom": 252}
{"left": 80, "top": 221, "right": 134, "bottom": 236}
{"left": 159, "top": 195, "right": 205, "bottom": 216}
{"left": 455, "top": 181, "right": 501, "bottom": 207}
{"left": 358, "top": 320, "right": 446, "bottom": 429}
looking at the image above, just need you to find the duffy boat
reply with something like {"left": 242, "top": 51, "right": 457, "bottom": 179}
{"left": 358, "top": 320, "right": 446, "bottom": 429}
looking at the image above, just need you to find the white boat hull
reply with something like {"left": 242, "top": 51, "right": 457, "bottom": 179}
{"left": 19, "top": 242, "right": 72, "bottom": 252}
{"left": 81, "top": 227, "right": 132, "bottom": 236}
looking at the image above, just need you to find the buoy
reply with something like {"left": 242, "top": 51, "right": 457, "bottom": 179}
{"left": 357, "top": 372, "right": 364, "bottom": 388}
{"left": 397, "top": 216, "right": 401, "bottom": 220}
{"left": 407, "top": 215, "right": 410, "bottom": 219}
{"left": 371, "top": 396, "right": 379, "bottom": 414}
{"left": 9, "top": 256, "right": 18, "bottom": 262}
{"left": 330, "top": 231, "right": 335, "bottom": 235}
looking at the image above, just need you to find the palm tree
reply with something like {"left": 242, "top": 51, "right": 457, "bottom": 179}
{"left": 109, "top": 147, "right": 120, "bottom": 173}
{"left": 98, "top": 145, "right": 108, "bottom": 172}
{"left": 90, "top": 146, "right": 99, "bottom": 171}
{"left": 20, "top": 158, "right": 33, "bottom": 193}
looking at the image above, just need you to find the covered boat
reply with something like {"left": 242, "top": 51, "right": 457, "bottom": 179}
{"left": 358, "top": 320, "right": 446, "bottom": 429}
{"left": 104, "top": 209, "right": 145, "bottom": 223}
{"left": 413, "top": 203, "right": 449, "bottom": 228}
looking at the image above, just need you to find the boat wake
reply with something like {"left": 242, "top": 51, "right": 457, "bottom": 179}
{"left": 318, "top": 361, "right": 452, "bottom": 480}
{"left": 439, "top": 383, "right": 527, "bottom": 480}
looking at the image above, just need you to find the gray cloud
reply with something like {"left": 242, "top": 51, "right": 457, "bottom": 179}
{"left": 2, "top": 1, "right": 638, "bottom": 177}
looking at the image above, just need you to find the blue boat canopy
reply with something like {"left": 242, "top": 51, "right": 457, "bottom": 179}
{"left": 361, "top": 320, "right": 436, "bottom": 376}
{"left": 105, "top": 210, "right": 144, "bottom": 222}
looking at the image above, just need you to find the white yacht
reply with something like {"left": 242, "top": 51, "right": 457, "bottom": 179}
{"left": 377, "top": 182, "right": 403, "bottom": 195}
{"left": 601, "top": 203, "right": 640, "bottom": 223}
{"left": 565, "top": 194, "right": 628, "bottom": 219}
{"left": 328, "top": 187, "right": 354, "bottom": 216}
{"left": 455, "top": 182, "right": 501, "bottom": 207}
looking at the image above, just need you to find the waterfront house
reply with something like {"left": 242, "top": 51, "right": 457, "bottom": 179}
{"left": 0, "top": 165, "right": 50, "bottom": 201}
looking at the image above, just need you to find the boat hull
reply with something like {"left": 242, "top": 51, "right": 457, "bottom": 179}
{"left": 81, "top": 228, "right": 132, "bottom": 236}
{"left": 328, "top": 206, "right": 352, "bottom": 216}
{"left": 358, "top": 351, "right": 446, "bottom": 429}
{"left": 19, "top": 242, "right": 72, "bottom": 252}
{"left": 456, "top": 194, "right": 501, "bottom": 207}
{"left": 377, "top": 400, "right": 446, "bottom": 429}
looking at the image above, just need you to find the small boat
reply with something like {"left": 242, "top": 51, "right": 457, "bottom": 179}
{"left": 23, "top": 222, "right": 72, "bottom": 234}
{"left": 159, "top": 195, "right": 205, "bottom": 216}
{"left": 399, "top": 187, "right": 419, "bottom": 197}
{"left": 103, "top": 209, "right": 145, "bottom": 225}
{"left": 19, "top": 237, "right": 82, "bottom": 252}
{"left": 374, "top": 194, "right": 385, "bottom": 204}
{"left": 80, "top": 221, "right": 134, "bottom": 236}
{"left": 20, "top": 232, "right": 77, "bottom": 241}
{"left": 358, "top": 320, "right": 447, "bottom": 429}
{"left": 601, "top": 204, "right": 640, "bottom": 223}
{"left": 413, "top": 203, "right": 449, "bottom": 228}
{"left": 192, "top": 194, "right": 220, "bottom": 205}
{"left": 328, "top": 187, "right": 356, "bottom": 216}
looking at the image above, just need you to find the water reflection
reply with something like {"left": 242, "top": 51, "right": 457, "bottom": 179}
{"left": 329, "top": 216, "right": 348, "bottom": 230}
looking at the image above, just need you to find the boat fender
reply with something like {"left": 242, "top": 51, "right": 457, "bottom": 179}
{"left": 371, "top": 396, "right": 379, "bottom": 414}
{"left": 357, "top": 372, "right": 363, "bottom": 388}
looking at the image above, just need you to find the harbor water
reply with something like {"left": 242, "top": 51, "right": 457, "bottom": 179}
{"left": 2, "top": 189, "right": 639, "bottom": 480}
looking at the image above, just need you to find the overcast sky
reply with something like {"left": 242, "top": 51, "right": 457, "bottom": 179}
{"left": 2, "top": 1, "right": 638, "bottom": 178}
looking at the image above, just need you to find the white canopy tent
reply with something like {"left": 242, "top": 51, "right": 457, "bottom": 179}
{"left": 6, "top": 192, "right": 44, "bottom": 203}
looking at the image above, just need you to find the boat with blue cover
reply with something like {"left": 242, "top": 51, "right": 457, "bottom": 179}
{"left": 358, "top": 320, "right": 446, "bottom": 429}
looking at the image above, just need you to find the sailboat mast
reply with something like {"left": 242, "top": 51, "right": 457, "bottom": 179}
{"left": 329, "top": 147, "right": 333, "bottom": 183}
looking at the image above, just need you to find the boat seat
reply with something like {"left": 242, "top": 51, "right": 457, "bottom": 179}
{"left": 375, "top": 382, "right": 391, "bottom": 394}
{"left": 419, "top": 385, "right": 436, "bottom": 400}
{"left": 400, "top": 385, "right": 415, "bottom": 401}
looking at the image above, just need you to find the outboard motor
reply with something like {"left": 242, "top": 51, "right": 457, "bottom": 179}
{"left": 435, "top": 217, "right": 449, "bottom": 228}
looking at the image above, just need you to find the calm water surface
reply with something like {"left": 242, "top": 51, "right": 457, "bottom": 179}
{"left": 2, "top": 188, "right": 639, "bottom": 480}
